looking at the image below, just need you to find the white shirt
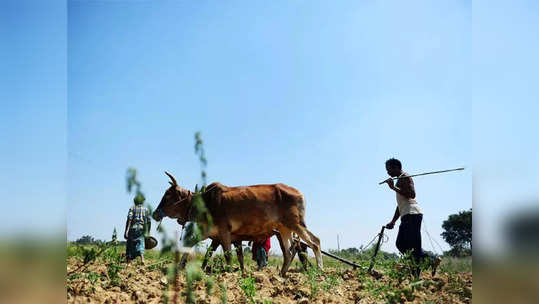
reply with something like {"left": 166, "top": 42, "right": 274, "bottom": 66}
{"left": 396, "top": 173, "right": 422, "bottom": 216}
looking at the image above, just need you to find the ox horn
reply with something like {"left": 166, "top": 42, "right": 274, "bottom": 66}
{"left": 164, "top": 171, "right": 178, "bottom": 186}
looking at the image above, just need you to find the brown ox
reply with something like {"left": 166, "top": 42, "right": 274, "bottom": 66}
{"left": 152, "top": 171, "right": 323, "bottom": 276}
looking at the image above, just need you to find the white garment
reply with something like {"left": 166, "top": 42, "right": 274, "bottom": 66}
{"left": 396, "top": 173, "right": 422, "bottom": 216}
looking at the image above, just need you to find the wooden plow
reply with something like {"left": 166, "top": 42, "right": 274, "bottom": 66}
{"left": 274, "top": 227, "right": 388, "bottom": 273}
{"left": 273, "top": 230, "right": 363, "bottom": 269}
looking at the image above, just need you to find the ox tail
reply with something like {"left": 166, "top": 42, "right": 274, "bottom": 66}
{"left": 299, "top": 194, "right": 307, "bottom": 227}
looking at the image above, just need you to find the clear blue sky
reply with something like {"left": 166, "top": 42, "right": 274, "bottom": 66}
{"left": 9, "top": 1, "right": 538, "bottom": 256}
{"left": 0, "top": 0, "right": 66, "bottom": 236}
{"left": 472, "top": 0, "right": 539, "bottom": 253}
{"left": 65, "top": 0, "right": 471, "bottom": 254}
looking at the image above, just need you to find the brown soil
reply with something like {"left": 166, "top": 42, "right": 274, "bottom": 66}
{"left": 67, "top": 258, "right": 471, "bottom": 304}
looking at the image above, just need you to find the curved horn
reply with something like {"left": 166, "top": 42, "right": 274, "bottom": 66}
{"left": 164, "top": 171, "right": 178, "bottom": 186}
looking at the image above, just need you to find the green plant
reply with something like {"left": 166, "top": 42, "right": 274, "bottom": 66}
{"left": 205, "top": 276, "right": 215, "bottom": 296}
{"left": 439, "top": 256, "right": 472, "bottom": 273}
{"left": 105, "top": 245, "right": 124, "bottom": 287}
{"left": 239, "top": 276, "right": 256, "bottom": 303}
{"left": 447, "top": 273, "right": 471, "bottom": 299}
{"left": 304, "top": 266, "right": 322, "bottom": 298}
{"left": 67, "top": 273, "right": 83, "bottom": 281}
{"left": 194, "top": 131, "right": 207, "bottom": 185}
{"left": 87, "top": 271, "right": 100, "bottom": 285}
{"left": 180, "top": 132, "right": 215, "bottom": 253}
{"left": 82, "top": 246, "right": 98, "bottom": 264}
{"left": 185, "top": 262, "right": 204, "bottom": 303}
{"left": 219, "top": 282, "right": 228, "bottom": 304}
{"left": 321, "top": 273, "right": 340, "bottom": 292}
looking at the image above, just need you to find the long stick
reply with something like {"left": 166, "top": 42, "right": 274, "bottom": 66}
{"left": 378, "top": 167, "right": 465, "bottom": 185}
{"left": 319, "top": 248, "right": 362, "bottom": 269}
{"left": 295, "top": 237, "right": 362, "bottom": 269}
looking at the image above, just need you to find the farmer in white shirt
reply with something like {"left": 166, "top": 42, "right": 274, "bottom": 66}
{"left": 382, "top": 158, "right": 441, "bottom": 276}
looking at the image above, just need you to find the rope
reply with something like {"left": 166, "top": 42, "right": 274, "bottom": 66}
{"left": 169, "top": 183, "right": 219, "bottom": 208}
{"left": 422, "top": 218, "right": 444, "bottom": 255}
{"left": 359, "top": 229, "right": 388, "bottom": 255}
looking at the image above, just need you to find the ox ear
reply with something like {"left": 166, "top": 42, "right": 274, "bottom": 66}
{"left": 168, "top": 181, "right": 174, "bottom": 186}
{"left": 164, "top": 171, "right": 178, "bottom": 186}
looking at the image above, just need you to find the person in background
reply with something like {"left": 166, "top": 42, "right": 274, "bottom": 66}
{"left": 251, "top": 237, "right": 271, "bottom": 270}
{"left": 382, "top": 158, "right": 441, "bottom": 276}
{"left": 124, "top": 194, "right": 151, "bottom": 265}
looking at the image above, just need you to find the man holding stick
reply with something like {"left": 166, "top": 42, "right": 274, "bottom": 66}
{"left": 382, "top": 158, "right": 441, "bottom": 276}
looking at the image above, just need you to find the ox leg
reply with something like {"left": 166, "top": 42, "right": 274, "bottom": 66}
{"left": 234, "top": 241, "right": 245, "bottom": 274}
{"left": 289, "top": 240, "right": 298, "bottom": 262}
{"left": 202, "top": 239, "right": 220, "bottom": 272}
{"left": 293, "top": 226, "right": 323, "bottom": 269}
{"left": 277, "top": 229, "right": 294, "bottom": 277}
{"left": 219, "top": 230, "right": 233, "bottom": 271}
{"left": 275, "top": 232, "right": 287, "bottom": 267}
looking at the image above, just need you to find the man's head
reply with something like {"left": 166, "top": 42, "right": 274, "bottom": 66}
{"left": 134, "top": 193, "right": 145, "bottom": 206}
{"left": 385, "top": 158, "right": 402, "bottom": 177}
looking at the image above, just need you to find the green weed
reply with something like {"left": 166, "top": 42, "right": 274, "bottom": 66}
{"left": 239, "top": 276, "right": 256, "bottom": 303}
{"left": 219, "top": 282, "right": 228, "bottom": 304}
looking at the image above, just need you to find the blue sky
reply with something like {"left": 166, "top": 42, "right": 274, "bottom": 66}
{"left": 472, "top": 0, "right": 539, "bottom": 253}
{"left": 7, "top": 0, "right": 538, "bottom": 256}
{"left": 65, "top": 0, "right": 471, "bottom": 254}
{"left": 0, "top": 0, "right": 66, "bottom": 236}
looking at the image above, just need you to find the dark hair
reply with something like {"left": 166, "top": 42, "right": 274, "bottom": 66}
{"left": 385, "top": 158, "right": 402, "bottom": 170}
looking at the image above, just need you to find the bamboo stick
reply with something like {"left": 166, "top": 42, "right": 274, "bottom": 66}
{"left": 378, "top": 167, "right": 465, "bottom": 185}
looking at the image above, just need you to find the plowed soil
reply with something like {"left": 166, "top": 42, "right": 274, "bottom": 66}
{"left": 67, "top": 257, "right": 472, "bottom": 304}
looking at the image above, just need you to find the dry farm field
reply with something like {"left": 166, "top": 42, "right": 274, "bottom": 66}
{"left": 67, "top": 244, "right": 472, "bottom": 304}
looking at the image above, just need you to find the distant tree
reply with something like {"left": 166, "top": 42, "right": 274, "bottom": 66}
{"left": 75, "top": 235, "right": 96, "bottom": 245}
{"left": 441, "top": 209, "right": 472, "bottom": 256}
{"left": 112, "top": 228, "right": 118, "bottom": 244}
{"left": 344, "top": 247, "right": 359, "bottom": 255}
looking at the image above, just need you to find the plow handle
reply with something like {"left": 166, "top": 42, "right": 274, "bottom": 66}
{"left": 368, "top": 226, "right": 386, "bottom": 273}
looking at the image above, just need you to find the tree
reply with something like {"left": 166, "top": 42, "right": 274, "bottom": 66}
{"left": 75, "top": 235, "right": 96, "bottom": 245}
{"left": 441, "top": 209, "right": 472, "bottom": 256}
{"left": 344, "top": 247, "right": 359, "bottom": 255}
{"left": 112, "top": 228, "right": 118, "bottom": 244}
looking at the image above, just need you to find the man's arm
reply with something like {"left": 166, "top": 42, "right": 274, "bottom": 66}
{"left": 386, "top": 207, "right": 400, "bottom": 229}
{"left": 384, "top": 176, "right": 416, "bottom": 199}
{"left": 125, "top": 207, "right": 133, "bottom": 239}
{"left": 124, "top": 219, "right": 131, "bottom": 239}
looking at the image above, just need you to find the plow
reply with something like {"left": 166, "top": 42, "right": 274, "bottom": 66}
{"left": 274, "top": 228, "right": 388, "bottom": 274}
